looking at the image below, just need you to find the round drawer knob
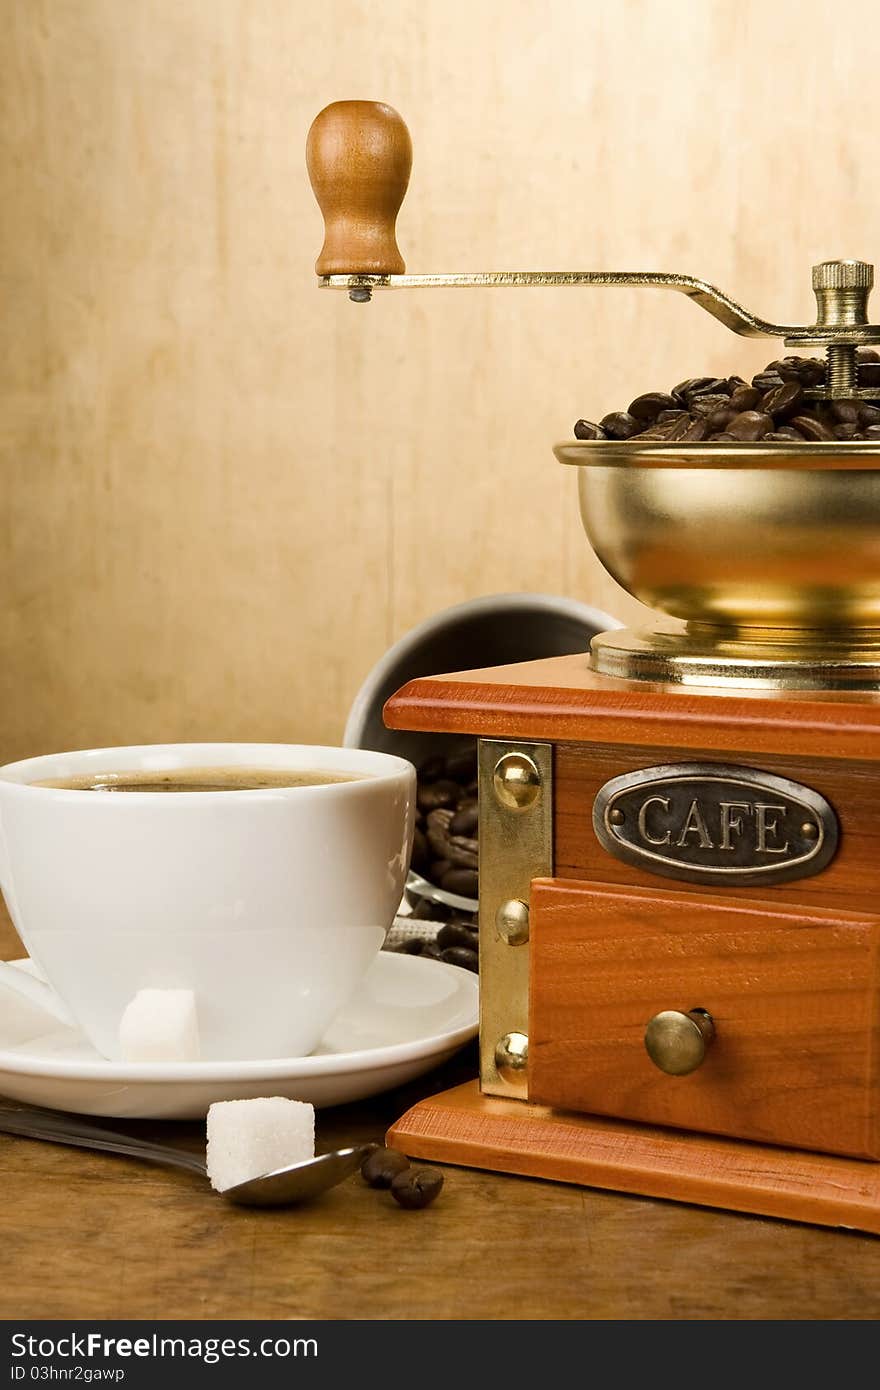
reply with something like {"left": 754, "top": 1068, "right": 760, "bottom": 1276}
{"left": 644, "top": 1008, "right": 715, "bottom": 1076}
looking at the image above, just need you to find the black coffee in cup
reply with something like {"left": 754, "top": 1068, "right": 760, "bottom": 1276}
{"left": 31, "top": 767, "right": 362, "bottom": 793}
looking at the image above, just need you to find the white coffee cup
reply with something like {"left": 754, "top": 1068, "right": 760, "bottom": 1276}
{"left": 0, "top": 743, "right": 415, "bottom": 1062}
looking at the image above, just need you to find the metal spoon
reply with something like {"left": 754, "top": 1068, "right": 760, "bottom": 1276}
{"left": 0, "top": 1102, "right": 373, "bottom": 1207}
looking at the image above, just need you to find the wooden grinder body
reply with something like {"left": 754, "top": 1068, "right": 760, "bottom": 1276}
{"left": 384, "top": 654, "right": 880, "bottom": 1233}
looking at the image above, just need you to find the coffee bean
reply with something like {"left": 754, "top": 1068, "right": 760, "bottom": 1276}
{"left": 796, "top": 359, "right": 826, "bottom": 387}
{"left": 656, "top": 409, "right": 689, "bottom": 425}
{"left": 574, "top": 419, "right": 604, "bottom": 440}
{"left": 411, "top": 826, "right": 429, "bottom": 873}
{"left": 628, "top": 392, "right": 678, "bottom": 422}
{"left": 421, "top": 940, "right": 444, "bottom": 959}
{"left": 773, "top": 425, "right": 805, "bottom": 439}
{"left": 599, "top": 411, "right": 641, "bottom": 440}
{"left": 859, "top": 404, "right": 880, "bottom": 427}
{"left": 390, "top": 1168, "right": 444, "bottom": 1210}
{"left": 427, "top": 814, "right": 477, "bottom": 871}
{"left": 681, "top": 417, "right": 709, "bottom": 441}
{"left": 417, "top": 755, "right": 446, "bottom": 784}
{"left": 834, "top": 423, "right": 860, "bottom": 440}
{"left": 440, "top": 867, "right": 479, "bottom": 898}
{"left": 440, "top": 946, "right": 479, "bottom": 972}
{"left": 728, "top": 386, "right": 762, "bottom": 412}
{"left": 449, "top": 805, "right": 478, "bottom": 837}
{"left": 675, "top": 377, "right": 728, "bottom": 402}
{"left": 708, "top": 432, "right": 736, "bottom": 441}
{"left": 362, "top": 1147, "right": 410, "bottom": 1189}
{"left": 671, "top": 378, "right": 700, "bottom": 402}
{"left": 410, "top": 896, "right": 451, "bottom": 921}
{"left": 726, "top": 410, "right": 773, "bottom": 441}
{"left": 417, "top": 779, "right": 460, "bottom": 813}
{"left": 445, "top": 746, "right": 478, "bottom": 783}
{"left": 865, "top": 426, "right": 880, "bottom": 440}
{"left": 860, "top": 363, "right": 880, "bottom": 388}
{"left": 768, "top": 358, "right": 801, "bottom": 382}
{"left": 689, "top": 394, "right": 731, "bottom": 418}
{"left": 857, "top": 347, "right": 880, "bottom": 362}
{"left": 437, "top": 920, "right": 479, "bottom": 951}
{"left": 761, "top": 381, "right": 804, "bottom": 419}
{"left": 636, "top": 421, "right": 679, "bottom": 440}
{"left": 390, "top": 937, "right": 425, "bottom": 955}
{"left": 770, "top": 356, "right": 798, "bottom": 376}
{"left": 790, "top": 414, "right": 836, "bottom": 441}
{"left": 751, "top": 372, "right": 783, "bottom": 392}
{"left": 831, "top": 400, "right": 861, "bottom": 425}
{"left": 726, "top": 375, "right": 748, "bottom": 393}
{"left": 705, "top": 406, "right": 735, "bottom": 430}
{"left": 663, "top": 414, "right": 696, "bottom": 440}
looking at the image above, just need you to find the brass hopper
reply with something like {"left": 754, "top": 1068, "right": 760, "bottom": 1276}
{"left": 307, "top": 99, "right": 880, "bottom": 690}
{"left": 557, "top": 439, "right": 880, "bottom": 688}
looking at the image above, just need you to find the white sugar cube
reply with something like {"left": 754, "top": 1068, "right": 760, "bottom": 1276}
{"left": 206, "top": 1097, "right": 316, "bottom": 1193}
{"left": 118, "top": 988, "right": 200, "bottom": 1063}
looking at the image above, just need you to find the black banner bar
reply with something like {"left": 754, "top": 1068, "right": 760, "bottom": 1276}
{"left": 0, "top": 1318, "right": 865, "bottom": 1384}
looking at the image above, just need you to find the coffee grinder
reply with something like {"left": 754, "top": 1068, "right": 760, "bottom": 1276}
{"left": 307, "top": 100, "right": 880, "bottom": 1233}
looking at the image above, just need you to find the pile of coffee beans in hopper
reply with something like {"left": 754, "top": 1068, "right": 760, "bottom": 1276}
{"left": 391, "top": 743, "right": 479, "bottom": 972}
{"left": 573, "top": 352, "right": 880, "bottom": 442}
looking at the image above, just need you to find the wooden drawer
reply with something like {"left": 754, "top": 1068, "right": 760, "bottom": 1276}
{"left": 528, "top": 879, "right": 880, "bottom": 1158}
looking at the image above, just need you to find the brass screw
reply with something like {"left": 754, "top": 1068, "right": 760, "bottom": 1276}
{"left": 801, "top": 821, "right": 820, "bottom": 841}
{"left": 494, "top": 1031, "right": 529, "bottom": 1083}
{"left": 495, "top": 898, "right": 530, "bottom": 946}
{"left": 608, "top": 807, "right": 625, "bottom": 826}
{"left": 493, "top": 752, "right": 541, "bottom": 811}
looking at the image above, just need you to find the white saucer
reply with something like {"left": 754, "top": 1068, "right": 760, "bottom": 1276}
{"left": 0, "top": 954, "right": 477, "bottom": 1119}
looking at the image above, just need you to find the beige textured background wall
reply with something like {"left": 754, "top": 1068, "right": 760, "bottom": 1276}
{"left": 1, "top": 0, "right": 877, "bottom": 759}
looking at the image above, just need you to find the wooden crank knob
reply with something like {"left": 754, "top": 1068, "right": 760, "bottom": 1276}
{"left": 306, "top": 100, "right": 412, "bottom": 277}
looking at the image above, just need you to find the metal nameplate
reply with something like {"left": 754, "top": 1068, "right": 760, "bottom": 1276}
{"left": 593, "top": 763, "right": 838, "bottom": 887}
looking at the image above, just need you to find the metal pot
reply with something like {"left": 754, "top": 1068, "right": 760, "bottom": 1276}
{"left": 344, "top": 592, "right": 620, "bottom": 911}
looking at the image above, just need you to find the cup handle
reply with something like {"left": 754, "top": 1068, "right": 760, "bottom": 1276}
{"left": 0, "top": 960, "right": 77, "bottom": 1027}
{"left": 0, "top": 818, "right": 73, "bottom": 1025}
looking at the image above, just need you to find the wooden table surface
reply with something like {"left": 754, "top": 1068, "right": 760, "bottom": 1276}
{"left": 3, "top": 909, "right": 880, "bottom": 1322}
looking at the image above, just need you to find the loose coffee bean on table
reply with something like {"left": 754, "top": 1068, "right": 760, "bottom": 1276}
{"left": 573, "top": 351, "right": 880, "bottom": 443}
{"left": 361, "top": 1146, "right": 411, "bottom": 1189}
{"left": 360, "top": 1148, "right": 447, "bottom": 1211}
{"left": 390, "top": 1167, "right": 445, "bottom": 1210}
